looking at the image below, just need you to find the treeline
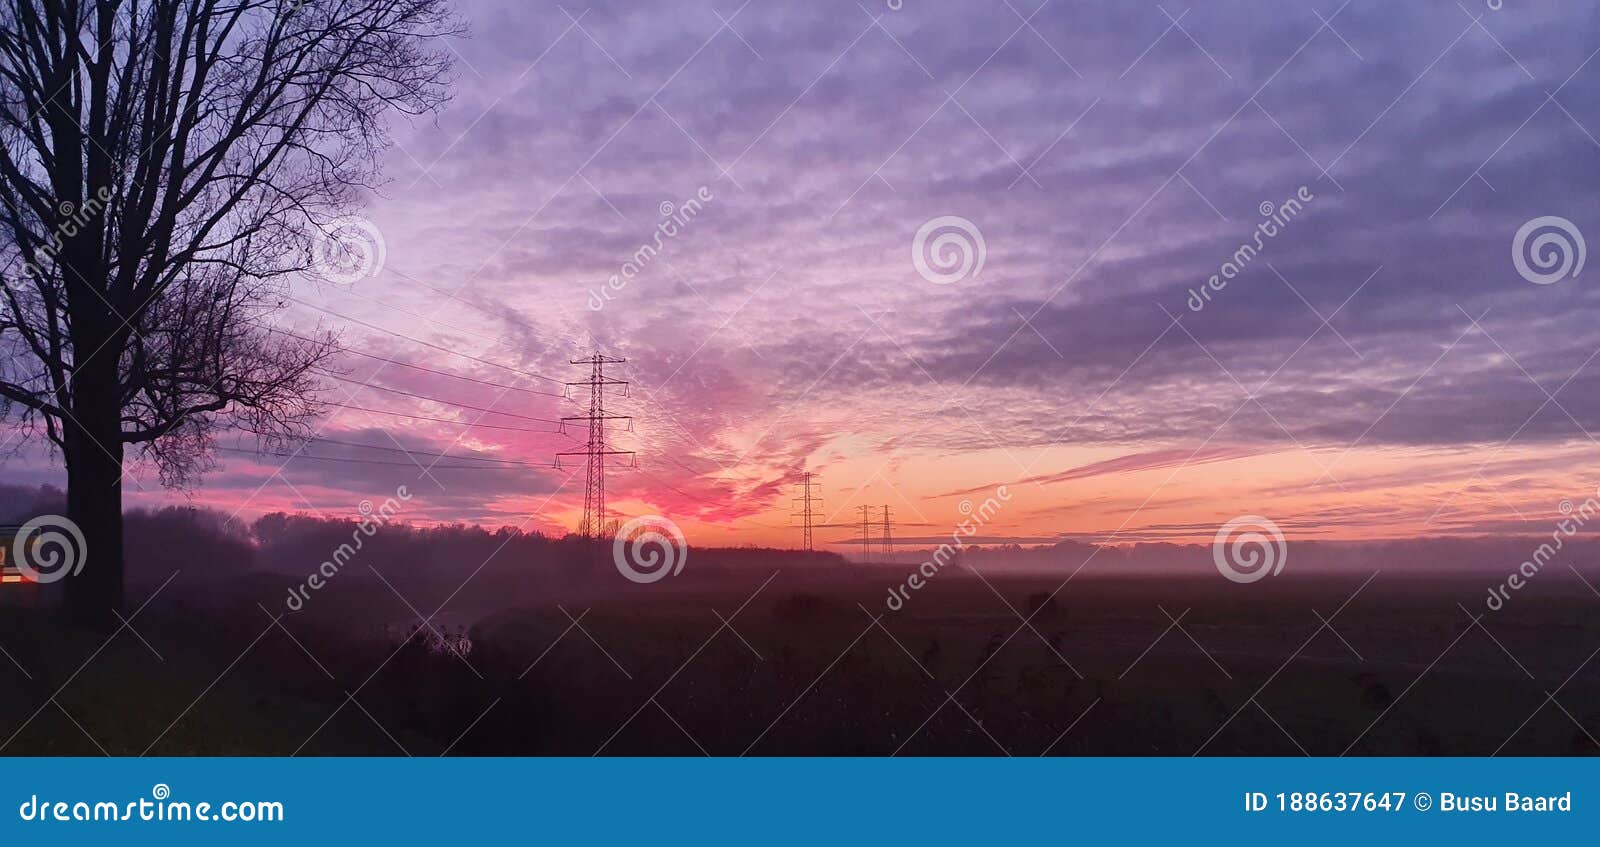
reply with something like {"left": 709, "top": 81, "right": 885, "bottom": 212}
{"left": 0, "top": 484, "right": 850, "bottom": 594}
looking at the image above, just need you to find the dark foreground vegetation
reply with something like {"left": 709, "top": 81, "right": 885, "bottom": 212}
{"left": 1, "top": 490, "right": 1598, "bottom": 756}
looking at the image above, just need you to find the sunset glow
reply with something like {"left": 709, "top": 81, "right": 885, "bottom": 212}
{"left": 7, "top": 1, "right": 1599, "bottom": 554}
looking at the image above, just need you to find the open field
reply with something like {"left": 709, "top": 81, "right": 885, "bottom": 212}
{"left": 4, "top": 557, "right": 1598, "bottom": 756}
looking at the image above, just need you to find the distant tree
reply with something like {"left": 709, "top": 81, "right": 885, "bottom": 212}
{"left": 0, "top": 0, "right": 459, "bottom": 626}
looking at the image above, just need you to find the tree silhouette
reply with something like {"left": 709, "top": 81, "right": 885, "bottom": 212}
{"left": 0, "top": 0, "right": 458, "bottom": 626}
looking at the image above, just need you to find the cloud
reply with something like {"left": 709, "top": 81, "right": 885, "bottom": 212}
{"left": 932, "top": 445, "right": 1263, "bottom": 498}
{"left": 9, "top": 1, "right": 1600, "bottom": 543}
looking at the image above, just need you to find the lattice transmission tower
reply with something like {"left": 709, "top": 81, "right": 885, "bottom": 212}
{"left": 880, "top": 505, "right": 892, "bottom": 562}
{"left": 791, "top": 471, "right": 822, "bottom": 550}
{"left": 557, "top": 353, "right": 634, "bottom": 538}
{"left": 858, "top": 505, "right": 874, "bottom": 564}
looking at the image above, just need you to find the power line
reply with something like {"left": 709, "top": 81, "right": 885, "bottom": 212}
{"left": 216, "top": 446, "right": 526, "bottom": 470}
{"left": 318, "top": 274, "right": 512, "bottom": 350}
{"left": 631, "top": 464, "right": 700, "bottom": 504}
{"left": 285, "top": 295, "right": 566, "bottom": 386}
{"left": 323, "top": 402, "right": 563, "bottom": 433}
{"left": 302, "top": 436, "right": 549, "bottom": 467}
{"left": 317, "top": 371, "right": 564, "bottom": 425}
{"left": 384, "top": 264, "right": 561, "bottom": 347}
{"left": 652, "top": 451, "right": 716, "bottom": 481}
{"left": 267, "top": 326, "right": 566, "bottom": 398}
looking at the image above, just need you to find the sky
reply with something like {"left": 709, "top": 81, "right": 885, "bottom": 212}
{"left": 8, "top": 0, "right": 1600, "bottom": 550}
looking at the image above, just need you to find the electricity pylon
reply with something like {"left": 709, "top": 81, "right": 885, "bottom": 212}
{"left": 858, "top": 505, "right": 873, "bottom": 564}
{"left": 791, "top": 471, "right": 822, "bottom": 550}
{"left": 880, "top": 505, "right": 892, "bottom": 562}
{"left": 557, "top": 353, "right": 634, "bottom": 539}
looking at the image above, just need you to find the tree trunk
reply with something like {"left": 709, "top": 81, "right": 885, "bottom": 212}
{"left": 62, "top": 358, "right": 125, "bottom": 630}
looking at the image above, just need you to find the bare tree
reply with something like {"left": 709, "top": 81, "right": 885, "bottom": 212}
{"left": 0, "top": 0, "right": 458, "bottom": 626}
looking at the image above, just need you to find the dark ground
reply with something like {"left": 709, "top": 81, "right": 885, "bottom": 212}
{"left": 3, "top": 554, "right": 1598, "bottom": 756}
